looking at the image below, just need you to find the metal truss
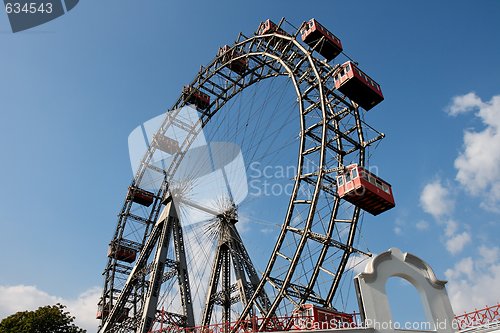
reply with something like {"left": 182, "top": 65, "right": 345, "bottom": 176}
{"left": 100, "top": 194, "right": 194, "bottom": 333}
{"left": 201, "top": 209, "right": 271, "bottom": 332}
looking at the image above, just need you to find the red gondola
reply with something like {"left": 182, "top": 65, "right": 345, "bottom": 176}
{"left": 154, "top": 134, "right": 179, "bottom": 154}
{"left": 218, "top": 45, "right": 248, "bottom": 75}
{"left": 257, "top": 19, "right": 288, "bottom": 36}
{"left": 334, "top": 61, "right": 384, "bottom": 111}
{"left": 96, "top": 302, "right": 129, "bottom": 322}
{"left": 337, "top": 164, "right": 395, "bottom": 216}
{"left": 96, "top": 302, "right": 109, "bottom": 320}
{"left": 293, "top": 304, "right": 355, "bottom": 330}
{"left": 301, "top": 18, "right": 343, "bottom": 61}
{"left": 127, "top": 186, "right": 155, "bottom": 207}
{"left": 107, "top": 243, "right": 137, "bottom": 263}
{"left": 182, "top": 86, "right": 210, "bottom": 110}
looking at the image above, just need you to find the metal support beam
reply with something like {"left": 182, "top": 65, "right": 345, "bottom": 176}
{"left": 138, "top": 206, "right": 174, "bottom": 333}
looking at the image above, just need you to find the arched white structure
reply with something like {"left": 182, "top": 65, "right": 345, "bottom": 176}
{"left": 355, "top": 248, "right": 456, "bottom": 333}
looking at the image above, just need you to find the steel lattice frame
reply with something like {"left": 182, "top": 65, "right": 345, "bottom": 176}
{"left": 98, "top": 19, "right": 384, "bottom": 333}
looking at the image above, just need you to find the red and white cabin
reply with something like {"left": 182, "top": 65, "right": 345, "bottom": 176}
{"left": 182, "top": 85, "right": 210, "bottom": 110}
{"left": 337, "top": 164, "right": 395, "bottom": 216}
{"left": 218, "top": 45, "right": 248, "bottom": 75}
{"left": 96, "top": 302, "right": 129, "bottom": 322}
{"left": 334, "top": 61, "right": 384, "bottom": 111}
{"left": 127, "top": 186, "right": 155, "bottom": 207}
{"left": 257, "top": 19, "right": 288, "bottom": 36}
{"left": 107, "top": 243, "right": 137, "bottom": 263}
{"left": 293, "top": 304, "right": 355, "bottom": 330}
{"left": 301, "top": 19, "right": 343, "bottom": 61}
{"left": 96, "top": 302, "right": 109, "bottom": 320}
{"left": 154, "top": 134, "right": 180, "bottom": 155}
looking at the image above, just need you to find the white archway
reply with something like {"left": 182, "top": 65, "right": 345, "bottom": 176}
{"left": 355, "top": 248, "right": 455, "bottom": 333}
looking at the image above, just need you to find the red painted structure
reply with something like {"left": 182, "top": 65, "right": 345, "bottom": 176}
{"left": 155, "top": 134, "right": 180, "bottom": 154}
{"left": 334, "top": 61, "right": 384, "bottom": 111}
{"left": 148, "top": 305, "right": 356, "bottom": 333}
{"left": 257, "top": 19, "right": 288, "bottom": 36}
{"left": 301, "top": 19, "right": 343, "bottom": 61}
{"left": 292, "top": 304, "right": 355, "bottom": 330}
{"left": 454, "top": 304, "right": 500, "bottom": 330}
{"left": 147, "top": 303, "right": 500, "bottom": 332}
{"left": 182, "top": 86, "right": 210, "bottom": 110}
{"left": 107, "top": 243, "right": 137, "bottom": 263}
{"left": 148, "top": 313, "right": 293, "bottom": 333}
{"left": 128, "top": 186, "right": 155, "bottom": 207}
{"left": 96, "top": 303, "right": 129, "bottom": 322}
{"left": 337, "top": 164, "right": 395, "bottom": 216}
{"left": 218, "top": 45, "right": 248, "bottom": 75}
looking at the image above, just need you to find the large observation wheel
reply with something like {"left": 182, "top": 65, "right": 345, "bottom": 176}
{"left": 98, "top": 18, "right": 385, "bottom": 333}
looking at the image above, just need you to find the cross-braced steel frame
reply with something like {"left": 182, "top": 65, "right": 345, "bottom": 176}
{"left": 201, "top": 207, "right": 272, "bottom": 330}
{"left": 98, "top": 18, "right": 384, "bottom": 333}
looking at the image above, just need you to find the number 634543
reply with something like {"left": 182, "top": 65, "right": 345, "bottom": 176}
{"left": 5, "top": 2, "right": 53, "bottom": 14}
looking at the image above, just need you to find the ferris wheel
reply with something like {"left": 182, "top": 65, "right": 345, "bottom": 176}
{"left": 97, "top": 18, "right": 395, "bottom": 333}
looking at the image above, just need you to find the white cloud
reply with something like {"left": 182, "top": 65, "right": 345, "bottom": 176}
{"left": 444, "top": 219, "right": 458, "bottom": 237}
{"left": 394, "top": 226, "right": 402, "bottom": 235}
{"left": 419, "top": 182, "right": 471, "bottom": 255}
{"left": 450, "top": 93, "right": 500, "bottom": 212}
{"left": 445, "top": 257, "right": 474, "bottom": 280}
{"left": 434, "top": 93, "right": 500, "bottom": 314}
{"left": 417, "top": 179, "right": 472, "bottom": 255}
{"left": 415, "top": 220, "right": 429, "bottom": 231}
{"left": 260, "top": 227, "right": 274, "bottom": 234}
{"left": 66, "top": 287, "right": 102, "bottom": 332}
{"left": 391, "top": 216, "right": 406, "bottom": 236}
{"left": 445, "top": 246, "right": 500, "bottom": 314}
{"left": 346, "top": 254, "right": 369, "bottom": 275}
{"left": 445, "top": 92, "right": 484, "bottom": 116}
{"left": 420, "top": 180, "right": 455, "bottom": 219}
{"left": 478, "top": 245, "right": 499, "bottom": 265}
{"left": 0, "top": 285, "right": 60, "bottom": 315}
{"left": 445, "top": 231, "right": 471, "bottom": 255}
{"left": 0, "top": 285, "right": 100, "bottom": 333}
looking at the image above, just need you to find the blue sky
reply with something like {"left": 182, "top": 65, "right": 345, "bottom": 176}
{"left": 0, "top": 1, "right": 499, "bottom": 331}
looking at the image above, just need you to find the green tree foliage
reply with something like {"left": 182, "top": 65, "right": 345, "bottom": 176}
{"left": 0, "top": 303, "right": 86, "bottom": 333}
